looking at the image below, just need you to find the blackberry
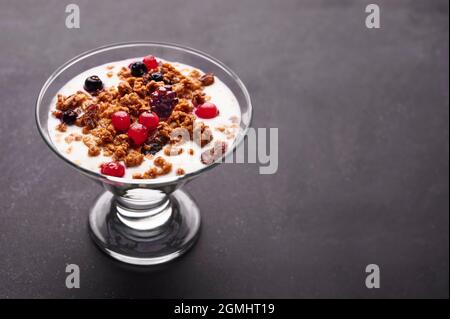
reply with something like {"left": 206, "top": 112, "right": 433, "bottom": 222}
{"left": 130, "top": 61, "right": 148, "bottom": 77}
{"left": 84, "top": 75, "right": 103, "bottom": 93}
{"left": 150, "top": 86, "right": 178, "bottom": 118}
{"left": 62, "top": 110, "right": 78, "bottom": 125}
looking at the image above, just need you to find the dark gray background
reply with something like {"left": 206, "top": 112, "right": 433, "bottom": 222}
{"left": 0, "top": 0, "right": 448, "bottom": 298}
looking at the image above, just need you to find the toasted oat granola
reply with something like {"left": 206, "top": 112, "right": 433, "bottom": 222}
{"left": 52, "top": 56, "right": 230, "bottom": 179}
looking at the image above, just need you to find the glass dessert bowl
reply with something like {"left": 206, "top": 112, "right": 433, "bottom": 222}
{"left": 36, "top": 42, "right": 252, "bottom": 265}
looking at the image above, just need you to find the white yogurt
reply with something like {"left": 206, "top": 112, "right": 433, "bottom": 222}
{"left": 48, "top": 57, "right": 241, "bottom": 179}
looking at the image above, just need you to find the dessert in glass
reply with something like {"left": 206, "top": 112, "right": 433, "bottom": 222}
{"left": 36, "top": 42, "right": 252, "bottom": 265}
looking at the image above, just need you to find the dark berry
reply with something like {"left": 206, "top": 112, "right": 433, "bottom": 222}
{"left": 100, "top": 161, "right": 125, "bottom": 177}
{"left": 150, "top": 72, "right": 164, "bottom": 82}
{"left": 84, "top": 75, "right": 103, "bottom": 93}
{"left": 150, "top": 86, "right": 178, "bottom": 118}
{"left": 130, "top": 61, "right": 148, "bottom": 77}
{"left": 142, "top": 142, "right": 163, "bottom": 155}
{"left": 62, "top": 110, "right": 78, "bottom": 125}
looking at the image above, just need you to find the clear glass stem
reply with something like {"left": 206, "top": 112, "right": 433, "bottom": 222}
{"left": 110, "top": 188, "right": 173, "bottom": 232}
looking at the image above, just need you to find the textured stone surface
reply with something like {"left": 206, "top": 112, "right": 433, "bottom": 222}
{"left": 0, "top": 0, "right": 448, "bottom": 298}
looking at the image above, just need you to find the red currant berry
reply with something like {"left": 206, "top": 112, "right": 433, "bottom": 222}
{"left": 143, "top": 55, "right": 158, "bottom": 70}
{"left": 139, "top": 112, "right": 159, "bottom": 131}
{"left": 111, "top": 111, "right": 131, "bottom": 132}
{"left": 127, "top": 123, "right": 148, "bottom": 146}
{"left": 195, "top": 102, "right": 219, "bottom": 119}
{"left": 100, "top": 161, "right": 125, "bottom": 177}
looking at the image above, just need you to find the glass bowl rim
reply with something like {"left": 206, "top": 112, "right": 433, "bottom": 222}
{"left": 35, "top": 41, "right": 253, "bottom": 186}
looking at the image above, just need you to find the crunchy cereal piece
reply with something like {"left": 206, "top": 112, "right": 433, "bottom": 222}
{"left": 106, "top": 65, "right": 114, "bottom": 70}
{"left": 88, "top": 145, "right": 100, "bottom": 156}
{"left": 200, "top": 73, "right": 214, "bottom": 86}
{"left": 82, "top": 136, "right": 90, "bottom": 145}
{"left": 189, "top": 69, "right": 201, "bottom": 79}
{"left": 188, "top": 148, "right": 194, "bottom": 156}
{"left": 56, "top": 123, "right": 67, "bottom": 132}
{"left": 96, "top": 87, "right": 118, "bottom": 103}
{"left": 200, "top": 141, "right": 228, "bottom": 165}
{"left": 114, "top": 133, "right": 129, "bottom": 145}
{"left": 176, "top": 168, "right": 185, "bottom": 176}
{"left": 118, "top": 66, "right": 132, "bottom": 79}
{"left": 133, "top": 157, "right": 172, "bottom": 179}
{"left": 154, "top": 156, "right": 166, "bottom": 167}
{"left": 161, "top": 63, "right": 201, "bottom": 97}
{"left": 64, "top": 134, "right": 74, "bottom": 144}
{"left": 117, "top": 81, "right": 133, "bottom": 96}
{"left": 193, "top": 122, "right": 213, "bottom": 147}
{"left": 52, "top": 110, "right": 62, "bottom": 119}
{"left": 154, "top": 157, "right": 172, "bottom": 175}
{"left": 80, "top": 104, "right": 99, "bottom": 130}
{"left": 142, "top": 76, "right": 162, "bottom": 89}
{"left": 131, "top": 77, "right": 148, "bottom": 98}
{"left": 119, "top": 92, "right": 148, "bottom": 115}
{"left": 82, "top": 135, "right": 101, "bottom": 157}
{"left": 173, "top": 99, "right": 194, "bottom": 113}
{"left": 113, "top": 145, "right": 128, "bottom": 161}
{"left": 56, "top": 91, "right": 90, "bottom": 111}
{"left": 157, "top": 121, "right": 173, "bottom": 142}
{"left": 163, "top": 111, "right": 196, "bottom": 143}
{"left": 132, "top": 172, "right": 144, "bottom": 179}
{"left": 163, "top": 146, "right": 183, "bottom": 156}
{"left": 168, "top": 110, "right": 195, "bottom": 129}
{"left": 124, "top": 150, "right": 144, "bottom": 167}
{"left": 107, "top": 71, "right": 113, "bottom": 78}
{"left": 109, "top": 134, "right": 130, "bottom": 160}
{"left": 215, "top": 125, "right": 226, "bottom": 132}
{"left": 91, "top": 127, "right": 114, "bottom": 145}
{"left": 192, "top": 90, "right": 206, "bottom": 106}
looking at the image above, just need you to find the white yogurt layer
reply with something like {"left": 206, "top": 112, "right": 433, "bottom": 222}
{"left": 47, "top": 57, "right": 241, "bottom": 179}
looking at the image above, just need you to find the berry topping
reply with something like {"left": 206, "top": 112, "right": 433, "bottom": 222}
{"left": 84, "top": 75, "right": 103, "bottom": 93}
{"left": 139, "top": 111, "right": 159, "bottom": 131}
{"left": 127, "top": 123, "right": 148, "bottom": 146}
{"left": 100, "top": 161, "right": 125, "bottom": 177}
{"left": 195, "top": 102, "right": 219, "bottom": 119}
{"left": 111, "top": 111, "right": 130, "bottom": 132}
{"left": 150, "top": 72, "right": 164, "bottom": 82}
{"left": 143, "top": 55, "right": 159, "bottom": 70}
{"left": 130, "top": 61, "right": 148, "bottom": 77}
{"left": 150, "top": 86, "right": 178, "bottom": 118}
{"left": 61, "top": 110, "right": 78, "bottom": 125}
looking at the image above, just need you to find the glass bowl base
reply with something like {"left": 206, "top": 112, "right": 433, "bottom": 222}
{"left": 88, "top": 189, "right": 201, "bottom": 266}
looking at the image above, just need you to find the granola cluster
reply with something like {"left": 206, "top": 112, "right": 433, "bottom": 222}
{"left": 52, "top": 57, "right": 229, "bottom": 179}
